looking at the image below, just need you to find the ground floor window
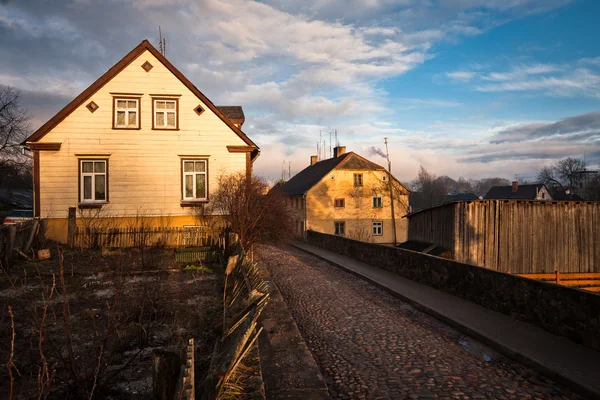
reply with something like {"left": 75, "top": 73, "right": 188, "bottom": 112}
{"left": 372, "top": 221, "right": 383, "bottom": 236}
{"left": 182, "top": 159, "right": 208, "bottom": 201}
{"left": 334, "top": 221, "right": 345, "bottom": 236}
{"left": 80, "top": 159, "right": 107, "bottom": 203}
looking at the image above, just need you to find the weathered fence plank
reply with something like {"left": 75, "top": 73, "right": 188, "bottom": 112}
{"left": 408, "top": 200, "right": 600, "bottom": 274}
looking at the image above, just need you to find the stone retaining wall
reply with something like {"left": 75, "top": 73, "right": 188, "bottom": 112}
{"left": 307, "top": 231, "right": 600, "bottom": 351}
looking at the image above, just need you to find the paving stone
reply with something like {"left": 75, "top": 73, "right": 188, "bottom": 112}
{"left": 256, "top": 245, "right": 582, "bottom": 400}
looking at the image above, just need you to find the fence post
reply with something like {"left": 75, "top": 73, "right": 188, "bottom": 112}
{"left": 555, "top": 270, "right": 561, "bottom": 284}
{"left": 37, "top": 219, "right": 48, "bottom": 249}
{"left": 23, "top": 219, "right": 40, "bottom": 254}
{"left": 6, "top": 225, "right": 17, "bottom": 268}
{"left": 67, "top": 207, "right": 76, "bottom": 248}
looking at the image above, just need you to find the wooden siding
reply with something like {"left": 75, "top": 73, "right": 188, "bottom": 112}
{"left": 407, "top": 200, "right": 600, "bottom": 273}
{"left": 37, "top": 49, "right": 248, "bottom": 220}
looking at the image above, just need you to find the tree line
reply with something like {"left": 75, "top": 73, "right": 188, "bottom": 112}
{"left": 411, "top": 157, "right": 600, "bottom": 210}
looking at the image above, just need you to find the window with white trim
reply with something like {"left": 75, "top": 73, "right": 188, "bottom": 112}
{"left": 114, "top": 98, "right": 139, "bottom": 128}
{"left": 372, "top": 221, "right": 383, "bottom": 236}
{"left": 182, "top": 160, "right": 208, "bottom": 201}
{"left": 334, "top": 221, "right": 345, "bottom": 236}
{"left": 154, "top": 99, "right": 177, "bottom": 129}
{"left": 372, "top": 196, "right": 383, "bottom": 208}
{"left": 80, "top": 160, "right": 107, "bottom": 202}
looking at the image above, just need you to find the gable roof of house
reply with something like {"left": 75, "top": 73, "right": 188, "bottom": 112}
{"left": 483, "top": 184, "right": 548, "bottom": 200}
{"left": 281, "top": 151, "right": 404, "bottom": 196}
{"left": 23, "top": 40, "right": 259, "bottom": 159}
{"left": 282, "top": 154, "right": 349, "bottom": 195}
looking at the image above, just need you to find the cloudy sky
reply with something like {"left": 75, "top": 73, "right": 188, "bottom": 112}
{"left": 1, "top": 0, "right": 599, "bottom": 182}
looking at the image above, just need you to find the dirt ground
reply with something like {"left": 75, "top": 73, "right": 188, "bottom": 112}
{"left": 0, "top": 245, "right": 223, "bottom": 399}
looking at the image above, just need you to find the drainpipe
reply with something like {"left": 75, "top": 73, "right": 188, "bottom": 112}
{"left": 303, "top": 193, "right": 307, "bottom": 242}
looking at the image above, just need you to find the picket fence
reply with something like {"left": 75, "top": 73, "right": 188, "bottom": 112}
{"left": 73, "top": 226, "right": 222, "bottom": 249}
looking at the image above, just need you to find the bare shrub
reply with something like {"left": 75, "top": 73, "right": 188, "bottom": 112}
{"left": 210, "top": 173, "right": 295, "bottom": 250}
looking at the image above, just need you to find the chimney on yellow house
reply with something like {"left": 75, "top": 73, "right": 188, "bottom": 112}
{"left": 310, "top": 155, "right": 318, "bottom": 165}
{"left": 333, "top": 145, "right": 346, "bottom": 158}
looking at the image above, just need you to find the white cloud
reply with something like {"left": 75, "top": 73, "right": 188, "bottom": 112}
{"left": 446, "top": 71, "right": 476, "bottom": 82}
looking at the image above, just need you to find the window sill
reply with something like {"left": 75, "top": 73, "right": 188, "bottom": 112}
{"left": 180, "top": 200, "right": 209, "bottom": 207}
{"left": 78, "top": 202, "right": 108, "bottom": 209}
{"left": 112, "top": 127, "right": 141, "bottom": 130}
{"left": 152, "top": 127, "right": 180, "bottom": 131}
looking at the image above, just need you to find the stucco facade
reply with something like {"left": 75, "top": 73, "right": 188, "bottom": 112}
{"left": 284, "top": 150, "right": 409, "bottom": 245}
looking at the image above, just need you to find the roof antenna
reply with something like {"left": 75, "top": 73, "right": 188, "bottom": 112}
{"left": 289, "top": 161, "right": 291, "bottom": 179}
{"left": 335, "top": 129, "right": 339, "bottom": 147}
{"left": 317, "top": 141, "right": 320, "bottom": 162}
{"left": 158, "top": 26, "right": 166, "bottom": 56}
{"left": 329, "top": 131, "right": 332, "bottom": 158}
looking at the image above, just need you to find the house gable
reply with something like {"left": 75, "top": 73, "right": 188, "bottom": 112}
{"left": 25, "top": 40, "right": 258, "bottom": 157}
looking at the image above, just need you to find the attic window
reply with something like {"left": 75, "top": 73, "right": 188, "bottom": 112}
{"left": 141, "top": 61, "right": 153, "bottom": 72}
{"left": 86, "top": 101, "right": 99, "bottom": 113}
{"left": 194, "top": 105, "right": 205, "bottom": 116}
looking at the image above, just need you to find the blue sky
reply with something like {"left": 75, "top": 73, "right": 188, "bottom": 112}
{"left": 1, "top": 0, "right": 599, "bottom": 182}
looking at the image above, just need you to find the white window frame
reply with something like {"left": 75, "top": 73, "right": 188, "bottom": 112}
{"left": 372, "top": 221, "right": 383, "bottom": 236}
{"left": 80, "top": 159, "right": 107, "bottom": 203}
{"left": 182, "top": 159, "right": 208, "bottom": 201}
{"left": 114, "top": 98, "right": 139, "bottom": 128}
{"left": 372, "top": 196, "right": 383, "bottom": 208}
{"left": 334, "top": 221, "right": 345, "bottom": 236}
{"left": 153, "top": 99, "right": 178, "bottom": 129}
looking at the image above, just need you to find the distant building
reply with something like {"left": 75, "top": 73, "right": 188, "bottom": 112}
{"left": 551, "top": 188, "right": 585, "bottom": 201}
{"left": 444, "top": 192, "right": 479, "bottom": 202}
{"left": 281, "top": 146, "right": 410, "bottom": 245}
{"left": 484, "top": 181, "right": 552, "bottom": 200}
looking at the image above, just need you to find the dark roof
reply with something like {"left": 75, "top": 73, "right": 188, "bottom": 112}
{"left": 483, "top": 184, "right": 547, "bottom": 200}
{"left": 282, "top": 151, "right": 405, "bottom": 196}
{"left": 445, "top": 192, "right": 479, "bottom": 202}
{"left": 23, "top": 40, "right": 258, "bottom": 156}
{"left": 282, "top": 154, "right": 349, "bottom": 195}
{"left": 552, "top": 189, "right": 585, "bottom": 201}
{"left": 216, "top": 106, "right": 245, "bottom": 121}
{"left": 0, "top": 188, "right": 33, "bottom": 209}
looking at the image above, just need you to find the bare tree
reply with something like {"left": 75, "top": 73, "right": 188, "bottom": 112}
{"left": 0, "top": 86, "right": 30, "bottom": 165}
{"left": 0, "top": 86, "right": 31, "bottom": 188}
{"left": 537, "top": 157, "right": 587, "bottom": 192}
{"left": 212, "top": 172, "right": 295, "bottom": 250}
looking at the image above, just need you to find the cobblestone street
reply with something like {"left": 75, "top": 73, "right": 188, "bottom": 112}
{"left": 256, "top": 244, "right": 582, "bottom": 400}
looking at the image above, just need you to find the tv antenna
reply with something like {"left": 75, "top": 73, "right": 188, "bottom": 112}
{"left": 158, "top": 26, "right": 167, "bottom": 56}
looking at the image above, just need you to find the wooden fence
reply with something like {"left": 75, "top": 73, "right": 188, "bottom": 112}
{"left": 73, "top": 226, "right": 223, "bottom": 249}
{"left": 202, "top": 244, "right": 269, "bottom": 399}
{"left": 407, "top": 200, "right": 600, "bottom": 273}
{"left": 515, "top": 271, "right": 600, "bottom": 292}
{"left": 0, "top": 219, "right": 48, "bottom": 268}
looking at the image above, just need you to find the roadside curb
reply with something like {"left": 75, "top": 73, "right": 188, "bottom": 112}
{"left": 256, "top": 261, "right": 331, "bottom": 400}
{"left": 291, "top": 243, "right": 600, "bottom": 400}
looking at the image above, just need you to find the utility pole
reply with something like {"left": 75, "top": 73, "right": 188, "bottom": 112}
{"left": 384, "top": 138, "right": 397, "bottom": 245}
{"left": 282, "top": 160, "right": 285, "bottom": 181}
{"left": 288, "top": 161, "right": 291, "bottom": 179}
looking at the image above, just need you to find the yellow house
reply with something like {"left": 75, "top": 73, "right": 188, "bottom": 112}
{"left": 282, "top": 146, "right": 409, "bottom": 245}
{"left": 23, "top": 40, "right": 259, "bottom": 243}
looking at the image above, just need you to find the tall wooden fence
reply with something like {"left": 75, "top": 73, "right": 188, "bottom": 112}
{"left": 407, "top": 200, "right": 600, "bottom": 273}
{"left": 73, "top": 226, "right": 223, "bottom": 249}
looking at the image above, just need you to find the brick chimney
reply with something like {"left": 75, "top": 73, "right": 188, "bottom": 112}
{"left": 512, "top": 181, "right": 519, "bottom": 192}
{"left": 310, "top": 155, "right": 318, "bottom": 166}
{"left": 333, "top": 145, "right": 346, "bottom": 158}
